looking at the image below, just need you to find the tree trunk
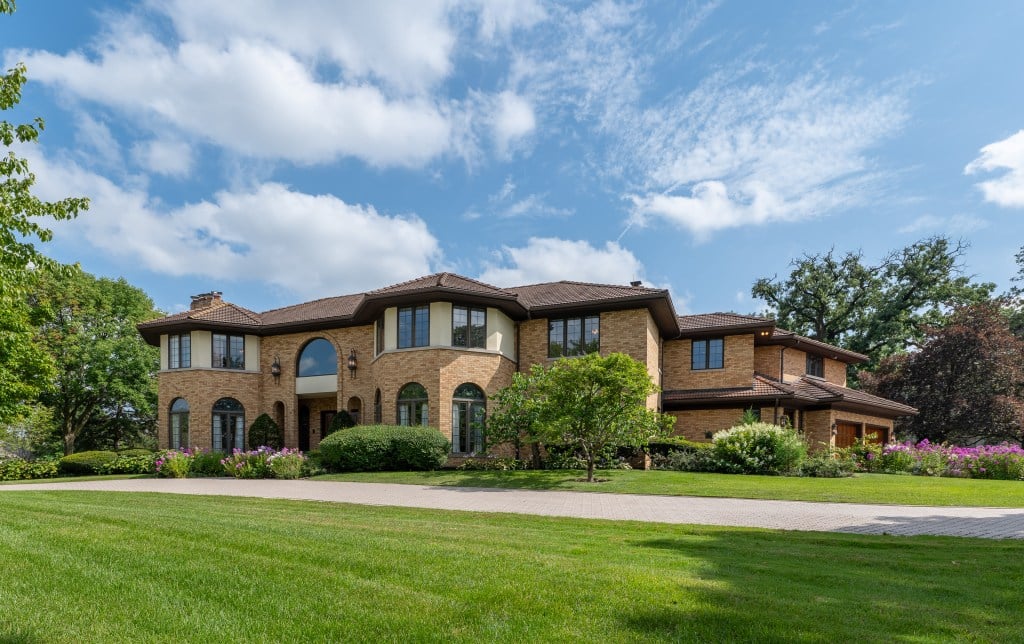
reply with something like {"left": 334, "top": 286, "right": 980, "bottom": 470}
{"left": 531, "top": 442, "right": 543, "bottom": 469}
{"left": 63, "top": 433, "right": 76, "bottom": 456}
{"left": 586, "top": 458, "right": 595, "bottom": 482}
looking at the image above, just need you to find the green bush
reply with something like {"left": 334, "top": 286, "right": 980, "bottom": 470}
{"left": 319, "top": 425, "right": 449, "bottom": 472}
{"left": 97, "top": 453, "right": 157, "bottom": 475}
{"left": 0, "top": 457, "right": 59, "bottom": 481}
{"left": 711, "top": 423, "right": 807, "bottom": 475}
{"left": 648, "top": 437, "right": 712, "bottom": 457}
{"left": 191, "top": 451, "right": 227, "bottom": 477}
{"left": 652, "top": 448, "right": 717, "bottom": 472}
{"left": 221, "top": 448, "right": 273, "bottom": 479}
{"left": 798, "top": 455, "right": 855, "bottom": 478}
{"left": 544, "top": 444, "right": 631, "bottom": 470}
{"left": 156, "top": 450, "right": 193, "bottom": 478}
{"left": 879, "top": 448, "right": 916, "bottom": 474}
{"left": 268, "top": 448, "right": 306, "bottom": 479}
{"left": 302, "top": 450, "right": 326, "bottom": 477}
{"left": 248, "top": 413, "right": 284, "bottom": 450}
{"left": 325, "top": 411, "right": 356, "bottom": 437}
{"left": 59, "top": 450, "right": 118, "bottom": 475}
{"left": 116, "top": 448, "right": 155, "bottom": 458}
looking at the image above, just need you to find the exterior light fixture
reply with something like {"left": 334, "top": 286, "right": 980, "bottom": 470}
{"left": 347, "top": 349, "right": 357, "bottom": 378}
{"left": 830, "top": 422, "right": 837, "bottom": 437}
{"left": 270, "top": 356, "right": 281, "bottom": 381}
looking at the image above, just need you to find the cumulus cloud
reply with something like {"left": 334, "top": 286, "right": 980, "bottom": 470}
{"left": 965, "top": 130, "right": 1024, "bottom": 208}
{"left": 897, "top": 214, "right": 988, "bottom": 235}
{"left": 628, "top": 72, "right": 907, "bottom": 238}
{"left": 26, "top": 150, "right": 441, "bottom": 298}
{"left": 478, "top": 237, "right": 645, "bottom": 286}
{"left": 7, "top": 0, "right": 547, "bottom": 168}
{"left": 131, "top": 138, "right": 193, "bottom": 177}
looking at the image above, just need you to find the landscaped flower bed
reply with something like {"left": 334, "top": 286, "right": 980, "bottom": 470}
{"left": 867, "top": 440, "right": 1024, "bottom": 480}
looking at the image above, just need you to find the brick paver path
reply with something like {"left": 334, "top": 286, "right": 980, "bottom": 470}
{"left": 4, "top": 479, "right": 1024, "bottom": 539}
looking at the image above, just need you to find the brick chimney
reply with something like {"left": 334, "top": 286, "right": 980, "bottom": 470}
{"left": 190, "top": 291, "right": 223, "bottom": 310}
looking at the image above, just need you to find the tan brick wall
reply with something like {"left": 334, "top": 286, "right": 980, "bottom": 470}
{"left": 667, "top": 408, "right": 747, "bottom": 442}
{"left": 803, "top": 410, "right": 834, "bottom": 453}
{"left": 518, "top": 318, "right": 549, "bottom": 373}
{"left": 825, "top": 359, "right": 848, "bottom": 387}
{"left": 157, "top": 369, "right": 260, "bottom": 449}
{"left": 782, "top": 348, "right": 808, "bottom": 383}
{"left": 754, "top": 345, "right": 782, "bottom": 379}
{"left": 663, "top": 334, "right": 754, "bottom": 390}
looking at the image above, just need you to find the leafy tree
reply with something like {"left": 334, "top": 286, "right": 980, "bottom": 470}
{"left": 531, "top": 352, "right": 673, "bottom": 482}
{"left": 249, "top": 413, "right": 284, "bottom": 449}
{"left": 486, "top": 371, "right": 543, "bottom": 465}
{"left": 34, "top": 270, "right": 160, "bottom": 454}
{"left": 752, "top": 237, "right": 994, "bottom": 374}
{"left": 862, "top": 302, "right": 1024, "bottom": 445}
{"left": 0, "top": 0, "right": 89, "bottom": 422}
{"left": 1006, "top": 246, "right": 1024, "bottom": 337}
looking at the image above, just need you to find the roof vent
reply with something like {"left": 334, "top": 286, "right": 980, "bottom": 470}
{"left": 630, "top": 280, "right": 642, "bottom": 287}
{"left": 190, "top": 291, "right": 223, "bottom": 310}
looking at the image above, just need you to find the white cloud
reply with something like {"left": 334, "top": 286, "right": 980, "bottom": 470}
{"left": 73, "top": 114, "right": 122, "bottom": 169}
{"left": 478, "top": 237, "right": 645, "bottom": 286}
{"left": 7, "top": 0, "right": 549, "bottom": 168}
{"left": 629, "top": 72, "right": 907, "bottom": 237}
{"left": 477, "top": 176, "right": 572, "bottom": 219}
{"left": 965, "top": 130, "right": 1024, "bottom": 208}
{"left": 897, "top": 214, "right": 988, "bottom": 235}
{"left": 131, "top": 138, "right": 193, "bottom": 177}
{"left": 27, "top": 150, "right": 441, "bottom": 298}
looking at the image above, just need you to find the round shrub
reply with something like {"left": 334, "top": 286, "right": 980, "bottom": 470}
{"left": 248, "top": 413, "right": 284, "bottom": 450}
{"left": 711, "top": 422, "right": 807, "bottom": 475}
{"left": 59, "top": 450, "right": 118, "bottom": 475}
{"left": 319, "top": 425, "right": 449, "bottom": 472}
{"left": 798, "top": 455, "right": 855, "bottom": 478}
{"left": 325, "top": 410, "right": 356, "bottom": 436}
{"left": 116, "top": 448, "right": 155, "bottom": 458}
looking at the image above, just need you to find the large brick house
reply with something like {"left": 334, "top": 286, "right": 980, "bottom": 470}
{"left": 137, "top": 273, "right": 915, "bottom": 456}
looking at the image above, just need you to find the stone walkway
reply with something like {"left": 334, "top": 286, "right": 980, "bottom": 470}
{"left": 3, "top": 478, "right": 1024, "bottom": 539}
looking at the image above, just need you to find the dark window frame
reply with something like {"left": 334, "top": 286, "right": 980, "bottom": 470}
{"left": 297, "top": 338, "right": 338, "bottom": 377}
{"left": 452, "top": 305, "right": 487, "bottom": 349}
{"left": 211, "top": 397, "right": 245, "bottom": 452}
{"left": 168, "top": 332, "right": 191, "bottom": 369}
{"left": 397, "top": 305, "right": 430, "bottom": 349}
{"left": 375, "top": 317, "right": 385, "bottom": 355}
{"left": 806, "top": 353, "right": 825, "bottom": 378}
{"left": 212, "top": 333, "right": 245, "bottom": 370}
{"left": 396, "top": 382, "right": 429, "bottom": 426}
{"left": 169, "top": 398, "right": 189, "bottom": 449}
{"left": 548, "top": 315, "right": 600, "bottom": 358}
{"left": 451, "top": 383, "right": 486, "bottom": 455}
{"left": 691, "top": 337, "right": 725, "bottom": 370}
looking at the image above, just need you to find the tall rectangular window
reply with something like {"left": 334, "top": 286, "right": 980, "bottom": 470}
{"left": 452, "top": 305, "right": 486, "bottom": 348}
{"left": 548, "top": 315, "right": 600, "bottom": 357}
{"left": 806, "top": 354, "right": 824, "bottom": 378}
{"left": 168, "top": 333, "right": 191, "bottom": 369}
{"left": 375, "top": 318, "right": 385, "bottom": 355}
{"left": 397, "top": 305, "right": 430, "bottom": 349}
{"left": 212, "top": 333, "right": 245, "bottom": 369}
{"left": 692, "top": 338, "right": 724, "bottom": 370}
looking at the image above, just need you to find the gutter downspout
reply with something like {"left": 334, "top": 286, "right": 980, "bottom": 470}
{"left": 774, "top": 346, "right": 787, "bottom": 424}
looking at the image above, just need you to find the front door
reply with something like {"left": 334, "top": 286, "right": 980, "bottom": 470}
{"left": 321, "top": 410, "right": 337, "bottom": 440}
{"left": 299, "top": 405, "right": 310, "bottom": 452}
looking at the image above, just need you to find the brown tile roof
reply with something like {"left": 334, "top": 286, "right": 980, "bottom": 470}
{"left": 766, "top": 328, "right": 869, "bottom": 364}
{"left": 260, "top": 294, "right": 364, "bottom": 326}
{"left": 508, "top": 280, "right": 666, "bottom": 309}
{"left": 664, "top": 374, "right": 916, "bottom": 416}
{"left": 677, "top": 312, "right": 772, "bottom": 331}
{"left": 368, "top": 272, "right": 511, "bottom": 298}
{"left": 137, "top": 302, "right": 262, "bottom": 329}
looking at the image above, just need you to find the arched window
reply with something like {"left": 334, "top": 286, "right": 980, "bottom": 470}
{"left": 374, "top": 389, "right": 382, "bottom": 424}
{"left": 452, "top": 383, "right": 485, "bottom": 455}
{"left": 298, "top": 338, "right": 338, "bottom": 377}
{"left": 169, "top": 398, "right": 189, "bottom": 449}
{"left": 396, "top": 383, "right": 428, "bottom": 426}
{"left": 212, "top": 397, "right": 245, "bottom": 452}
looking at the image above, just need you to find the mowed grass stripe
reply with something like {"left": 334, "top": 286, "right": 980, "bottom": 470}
{"left": 315, "top": 469, "right": 1024, "bottom": 507}
{"left": 1, "top": 491, "right": 1022, "bottom": 642}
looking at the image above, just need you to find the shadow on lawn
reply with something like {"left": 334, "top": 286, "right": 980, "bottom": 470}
{"left": 621, "top": 531, "right": 1022, "bottom": 641}
{"left": 427, "top": 471, "right": 586, "bottom": 490}
{"left": 0, "top": 630, "right": 41, "bottom": 644}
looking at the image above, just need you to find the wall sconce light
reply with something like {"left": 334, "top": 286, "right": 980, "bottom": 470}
{"left": 270, "top": 356, "right": 281, "bottom": 381}
{"left": 830, "top": 422, "right": 837, "bottom": 437}
{"left": 347, "top": 349, "right": 357, "bottom": 378}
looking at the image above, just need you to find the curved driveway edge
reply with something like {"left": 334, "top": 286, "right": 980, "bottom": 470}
{"left": 3, "top": 478, "right": 1024, "bottom": 539}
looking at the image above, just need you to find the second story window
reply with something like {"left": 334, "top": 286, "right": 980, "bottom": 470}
{"left": 212, "top": 333, "right": 245, "bottom": 369}
{"left": 548, "top": 315, "right": 600, "bottom": 358}
{"left": 375, "top": 318, "right": 385, "bottom": 355}
{"left": 452, "top": 306, "right": 486, "bottom": 348}
{"left": 806, "top": 354, "right": 824, "bottom": 378}
{"left": 398, "top": 305, "right": 429, "bottom": 349}
{"left": 692, "top": 338, "right": 724, "bottom": 370}
{"left": 168, "top": 333, "right": 191, "bottom": 369}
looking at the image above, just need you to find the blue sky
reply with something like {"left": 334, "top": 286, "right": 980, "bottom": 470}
{"left": 3, "top": 1, "right": 1023, "bottom": 315}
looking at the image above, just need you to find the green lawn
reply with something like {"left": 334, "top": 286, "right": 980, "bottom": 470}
{"left": 0, "top": 491, "right": 1021, "bottom": 642}
{"left": 0, "top": 474, "right": 151, "bottom": 486}
{"left": 315, "top": 469, "right": 1024, "bottom": 507}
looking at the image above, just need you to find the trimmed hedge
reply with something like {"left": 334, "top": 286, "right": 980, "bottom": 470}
{"left": 59, "top": 450, "right": 118, "bottom": 475}
{"left": 326, "top": 410, "right": 356, "bottom": 436}
{"left": 319, "top": 424, "right": 449, "bottom": 472}
{"left": 0, "top": 458, "right": 59, "bottom": 481}
{"left": 116, "top": 448, "right": 155, "bottom": 458}
{"left": 249, "top": 413, "right": 284, "bottom": 450}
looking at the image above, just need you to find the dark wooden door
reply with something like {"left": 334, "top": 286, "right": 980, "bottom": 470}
{"left": 298, "top": 405, "right": 310, "bottom": 452}
{"left": 321, "top": 410, "right": 337, "bottom": 439}
{"left": 835, "top": 422, "right": 859, "bottom": 449}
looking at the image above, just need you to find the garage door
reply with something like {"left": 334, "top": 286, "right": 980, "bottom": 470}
{"left": 835, "top": 422, "right": 859, "bottom": 449}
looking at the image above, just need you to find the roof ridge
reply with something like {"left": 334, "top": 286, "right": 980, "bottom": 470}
{"left": 259, "top": 292, "right": 362, "bottom": 316}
